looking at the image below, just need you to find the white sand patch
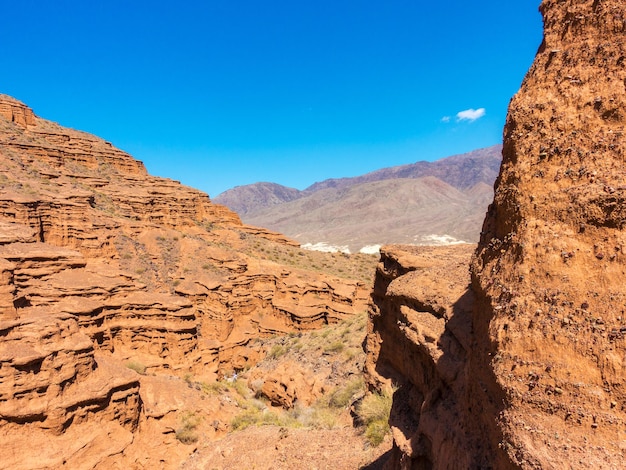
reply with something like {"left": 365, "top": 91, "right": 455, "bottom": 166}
{"left": 301, "top": 242, "right": 351, "bottom": 254}
{"left": 415, "top": 234, "right": 466, "bottom": 246}
{"left": 359, "top": 245, "right": 382, "bottom": 254}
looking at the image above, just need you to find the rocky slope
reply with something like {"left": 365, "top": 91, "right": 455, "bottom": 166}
{"left": 214, "top": 146, "right": 501, "bottom": 252}
{"left": 215, "top": 181, "right": 303, "bottom": 217}
{"left": 0, "top": 94, "right": 371, "bottom": 468}
{"left": 365, "top": 0, "right": 626, "bottom": 468}
{"left": 245, "top": 177, "right": 490, "bottom": 253}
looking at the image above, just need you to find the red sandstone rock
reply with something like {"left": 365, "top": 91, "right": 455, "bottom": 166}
{"left": 365, "top": 1, "right": 626, "bottom": 468}
{"left": 0, "top": 95, "right": 370, "bottom": 468}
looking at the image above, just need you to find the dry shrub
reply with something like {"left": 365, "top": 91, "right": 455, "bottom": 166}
{"left": 357, "top": 389, "right": 393, "bottom": 446}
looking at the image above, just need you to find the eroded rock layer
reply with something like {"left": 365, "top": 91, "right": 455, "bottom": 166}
{"left": 365, "top": 245, "right": 505, "bottom": 468}
{"left": 472, "top": 0, "right": 626, "bottom": 466}
{"left": 0, "top": 94, "right": 369, "bottom": 468}
{"left": 366, "top": 1, "right": 626, "bottom": 468}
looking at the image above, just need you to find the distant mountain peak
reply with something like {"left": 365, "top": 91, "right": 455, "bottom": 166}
{"left": 215, "top": 181, "right": 301, "bottom": 216}
{"left": 215, "top": 145, "right": 503, "bottom": 252}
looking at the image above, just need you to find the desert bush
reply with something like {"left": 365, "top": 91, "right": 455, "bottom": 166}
{"left": 307, "top": 407, "right": 337, "bottom": 429}
{"left": 356, "top": 389, "right": 394, "bottom": 446}
{"left": 324, "top": 341, "right": 345, "bottom": 353}
{"left": 228, "top": 378, "right": 250, "bottom": 398}
{"left": 176, "top": 411, "right": 201, "bottom": 444}
{"left": 364, "top": 419, "right": 389, "bottom": 446}
{"left": 125, "top": 360, "right": 146, "bottom": 375}
{"left": 231, "top": 400, "right": 301, "bottom": 431}
{"left": 328, "top": 376, "right": 365, "bottom": 409}
{"left": 267, "top": 344, "right": 286, "bottom": 359}
{"left": 231, "top": 408, "right": 274, "bottom": 430}
{"left": 201, "top": 381, "right": 229, "bottom": 396}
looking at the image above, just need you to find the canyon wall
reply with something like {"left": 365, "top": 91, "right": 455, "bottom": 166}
{"left": 366, "top": 0, "right": 626, "bottom": 468}
{"left": 0, "top": 94, "right": 369, "bottom": 468}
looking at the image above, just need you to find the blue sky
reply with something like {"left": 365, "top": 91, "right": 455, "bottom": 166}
{"left": 2, "top": 1, "right": 543, "bottom": 197}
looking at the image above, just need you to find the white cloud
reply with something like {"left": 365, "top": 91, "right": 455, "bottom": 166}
{"left": 456, "top": 108, "right": 486, "bottom": 122}
{"left": 440, "top": 116, "right": 451, "bottom": 123}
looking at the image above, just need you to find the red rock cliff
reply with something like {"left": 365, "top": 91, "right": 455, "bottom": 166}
{"left": 0, "top": 95, "right": 369, "bottom": 468}
{"left": 366, "top": 1, "right": 626, "bottom": 468}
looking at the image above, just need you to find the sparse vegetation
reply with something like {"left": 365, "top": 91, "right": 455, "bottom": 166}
{"left": 356, "top": 389, "right": 394, "bottom": 446}
{"left": 324, "top": 341, "right": 345, "bottom": 353}
{"left": 222, "top": 312, "right": 371, "bottom": 435}
{"left": 125, "top": 360, "right": 147, "bottom": 375}
{"left": 176, "top": 411, "right": 201, "bottom": 444}
{"left": 201, "top": 380, "right": 230, "bottom": 396}
{"left": 327, "top": 377, "right": 365, "bottom": 409}
{"left": 267, "top": 344, "right": 287, "bottom": 359}
{"left": 231, "top": 401, "right": 301, "bottom": 431}
{"left": 234, "top": 234, "right": 378, "bottom": 282}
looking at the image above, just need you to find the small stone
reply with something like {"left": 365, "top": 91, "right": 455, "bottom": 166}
{"left": 596, "top": 253, "right": 605, "bottom": 260}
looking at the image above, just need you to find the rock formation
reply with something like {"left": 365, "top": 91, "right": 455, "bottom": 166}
{"left": 366, "top": 0, "right": 626, "bottom": 468}
{"left": 0, "top": 94, "right": 369, "bottom": 468}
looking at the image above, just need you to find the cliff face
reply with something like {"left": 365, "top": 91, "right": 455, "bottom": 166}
{"left": 365, "top": 245, "right": 487, "bottom": 467}
{"left": 473, "top": 0, "right": 626, "bottom": 465}
{"left": 0, "top": 94, "right": 369, "bottom": 468}
{"left": 366, "top": 1, "right": 626, "bottom": 468}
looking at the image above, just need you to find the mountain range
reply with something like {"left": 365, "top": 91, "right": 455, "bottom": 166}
{"left": 215, "top": 145, "right": 502, "bottom": 252}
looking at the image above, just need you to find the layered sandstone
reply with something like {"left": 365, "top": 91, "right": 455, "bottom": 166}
{"left": 0, "top": 94, "right": 369, "bottom": 468}
{"left": 366, "top": 0, "right": 626, "bottom": 468}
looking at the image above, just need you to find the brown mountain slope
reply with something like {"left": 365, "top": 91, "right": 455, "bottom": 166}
{"left": 243, "top": 176, "right": 488, "bottom": 252}
{"left": 215, "top": 181, "right": 302, "bottom": 217}
{"left": 215, "top": 146, "right": 501, "bottom": 251}
{"left": 365, "top": 0, "right": 626, "bottom": 468}
{"left": 214, "top": 144, "right": 501, "bottom": 219}
{"left": 0, "top": 94, "right": 374, "bottom": 468}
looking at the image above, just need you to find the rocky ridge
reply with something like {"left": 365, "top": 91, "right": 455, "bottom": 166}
{"left": 365, "top": 0, "right": 626, "bottom": 468}
{"left": 0, "top": 94, "right": 370, "bottom": 468}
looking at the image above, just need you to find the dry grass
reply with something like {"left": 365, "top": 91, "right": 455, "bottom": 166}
{"left": 223, "top": 312, "right": 370, "bottom": 433}
{"left": 356, "top": 389, "right": 394, "bottom": 446}
{"left": 125, "top": 360, "right": 147, "bottom": 375}
{"left": 238, "top": 235, "right": 378, "bottom": 283}
{"left": 176, "top": 411, "right": 201, "bottom": 444}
